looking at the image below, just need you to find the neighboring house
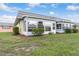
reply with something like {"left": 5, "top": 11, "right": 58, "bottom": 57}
{"left": 14, "top": 11, "right": 76, "bottom": 36}
{"left": 0, "top": 22, "right": 13, "bottom": 32}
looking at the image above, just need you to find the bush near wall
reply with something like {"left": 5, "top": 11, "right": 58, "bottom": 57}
{"left": 48, "top": 32, "right": 53, "bottom": 35}
{"left": 72, "top": 29, "right": 78, "bottom": 33}
{"left": 32, "top": 28, "right": 44, "bottom": 36}
{"left": 65, "top": 29, "right": 72, "bottom": 33}
{"left": 65, "top": 29, "right": 78, "bottom": 33}
{"left": 13, "top": 27, "right": 19, "bottom": 35}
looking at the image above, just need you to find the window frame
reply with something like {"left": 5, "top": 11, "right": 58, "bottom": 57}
{"left": 45, "top": 26, "right": 51, "bottom": 31}
{"left": 28, "top": 22, "right": 36, "bottom": 32}
{"left": 53, "top": 23, "right": 56, "bottom": 30}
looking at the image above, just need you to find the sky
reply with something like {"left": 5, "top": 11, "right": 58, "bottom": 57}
{"left": 0, "top": 3, "right": 79, "bottom": 23}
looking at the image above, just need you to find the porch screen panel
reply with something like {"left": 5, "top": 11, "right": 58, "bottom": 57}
{"left": 28, "top": 23, "right": 36, "bottom": 32}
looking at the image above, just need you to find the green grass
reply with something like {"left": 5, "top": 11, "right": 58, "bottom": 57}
{"left": 0, "top": 32, "right": 79, "bottom": 56}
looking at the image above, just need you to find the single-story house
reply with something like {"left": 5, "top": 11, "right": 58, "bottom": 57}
{"left": 0, "top": 22, "right": 13, "bottom": 32}
{"left": 14, "top": 11, "right": 76, "bottom": 36}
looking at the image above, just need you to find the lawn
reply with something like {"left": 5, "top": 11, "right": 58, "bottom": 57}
{"left": 0, "top": 32, "right": 79, "bottom": 56}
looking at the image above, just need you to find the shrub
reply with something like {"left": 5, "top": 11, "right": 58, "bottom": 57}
{"left": 72, "top": 29, "right": 78, "bottom": 33}
{"left": 48, "top": 32, "right": 53, "bottom": 35}
{"left": 65, "top": 29, "right": 72, "bottom": 33}
{"left": 32, "top": 28, "right": 44, "bottom": 36}
{"left": 13, "top": 27, "right": 19, "bottom": 35}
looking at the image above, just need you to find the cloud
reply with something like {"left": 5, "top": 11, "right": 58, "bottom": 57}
{"left": 49, "top": 11, "right": 55, "bottom": 15}
{"left": 0, "top": 3, "right": 21, "bottom": 12}
{"left": 0, "top": 3, "right": 11, "bottom": 11}
{"left": 26, "top": 7, "right": 31, "bottom": 10}
{"left": 27, "top": 3, "right": 41, "bottom": 8}
{"left": 41, "top": 5, "right": 47, "bottom": 8}
{"left": 66, "top": 5, "right": 79, "bottom": 11}
{"left": 51, "top": 3, "right": 58, "bottom": 8}
{"left": 67, "top": 14, "right": 79, "bottom": 23}
{"left": 61, "top": 14, "right": 79, "bottom": 23}
{"left": 26, "top": 3, "right": 47, "bottom": 10}
{"left": 0, "top": 15, "right": 16, "bottom": 23}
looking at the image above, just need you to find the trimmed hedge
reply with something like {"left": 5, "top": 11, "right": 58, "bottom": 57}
{"left": 13, "top": 27, "right": 19, "bottom": 35}
{"left": 32, "top": 28, "right": 44, "bottom": 36}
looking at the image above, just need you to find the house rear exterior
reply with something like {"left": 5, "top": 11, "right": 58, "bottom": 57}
{"left": 14, "top": 11, "right": 76, "bottom": 36}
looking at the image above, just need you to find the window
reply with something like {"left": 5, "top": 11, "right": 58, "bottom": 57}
{"left": 62, "top": 24, "right": 65, "bottom": 29}
{"left": 53, "top": 23, "right": 55, "bottom": 30}
{"left": 66, "top": 24, "right": 68, "bottom": 28}
{"left": 45, "top": 26, "right": 51, "bottom": 31}
{"left": 65, "top": 24, "right": 69, "bottom": 29}
{"left": 38, "top": 21, "right": 42, "bottom": 24}
{"left": 28, "top": 23, "right": 36, "bottom": 32}
{"left": 56, "top": 24, "right": 61, "bottom": 29}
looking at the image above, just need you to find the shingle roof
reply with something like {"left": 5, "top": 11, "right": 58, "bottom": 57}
{"left": 17, "top": 11, "right": 57, "bottom": 20}
{"left": 14, "top": 11, "right": 74, "bottom": 25}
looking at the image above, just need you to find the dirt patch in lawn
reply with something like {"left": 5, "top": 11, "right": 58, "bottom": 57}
{"left": 13, "top": 34, "right": 31, "bottom": 40}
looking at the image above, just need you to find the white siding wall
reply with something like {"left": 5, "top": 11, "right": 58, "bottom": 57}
{"left": 71, "top": 23, "right": 74, "bottom": 29}
{"left": 20, "top": 17, "right": 29, "bottom": 36}
{"left": 64, "top": 23, "right": 71, "bottom": 29}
